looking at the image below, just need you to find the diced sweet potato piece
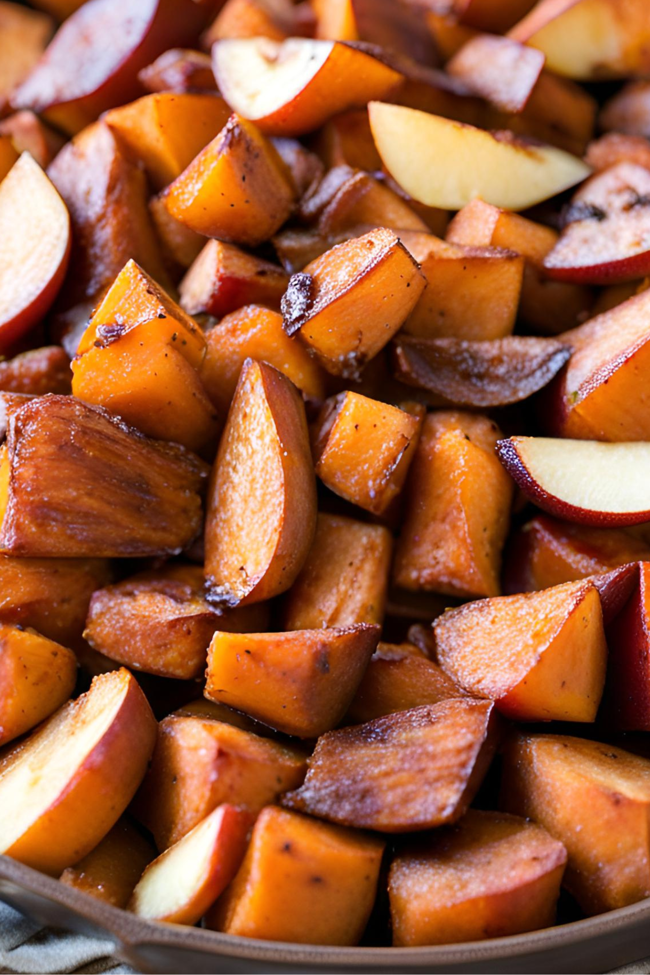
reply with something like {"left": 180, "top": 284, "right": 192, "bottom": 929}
{"left": 458, "top": 0, "right": 537, "bottom": 32}
{"left": 585, "top": 133, "right": 650, "bottom": 174}
{"left": 433, "top": 579, "right": 607, "bottom": 722}
{"left": 104, "top": 93, "right": 231, "bottom": 190}
{"left": 502, "top": 733, "right": 650, "bottom": 914}
{"left": 59, "top": 817, "right": 155, "bottom": 909}
{"left": 205, "top": 624, "right": 380, "bottom": 737}
{"left": 316, "top": 110, "right": 383, "bottom": 173}
{"left": 389, "top": 810, "right": 567, "bottom": 946}
{"left": 600, "top": 562, "right": 650, "bottom": 731}
{"left": 0, "top": 3, "right": 53, "bottom": 110}
{"left": 312, "top": 392, "right": 422, "bottom": 515}
{"left": 72, "top": 260, "right": 217, "bottom": 451}
{"left": 503, "top": 514, "right": 650, "bottom": 595}
{"left": 317, "top": 171, "right": 430, "bottom": 237}
{"left": 203, "top": 0, "right": 293, "bottom": 44}
{"left": 206, "top": 805, "right": 384, "bottom": 945}
{"left": 11, "top": 0, "right": 210, "bottom": 135}
{"left": 283, "top": 699, "right": 500, "bottom": 832}
{"left": 205, "top": 358, "right": 316, "bottom": 606}
{"left": 139, "top": 48, "right": 218, "bottom": 95}
{"left": 129, "top": 804, "right": 252, "bottom": 924}
{"left": 132, "top": 714, "right": 307, "bottom": 849}
{"left": 600, "top": 81, "right": 650, "bottom": 139}
{"left": 0, "top": 624, "right": 77, "bottom": 746}
{"left": 313, "top": 0, "right": 434, "bottom": 63}
{"left": 0, "top": 111, "right": 64, "bottom": 168}
{"left": 426, "top": 11, "right": 478, "bottom": 62}
{"left": 393, "top": 412, "right": 513, "bottom": 599}
{"left": 0, "top": 136, "right": 18, "bottom": 183}
{"left": 0, "top": 669, "right": 157, "bottom": 875}
{"left": 180, "top": 241, "right": 289, "bottom": 319}
{"left": 505, "top": 70, "right": 597, "bottom": 157}
{"left": 272, "top": 136, "right": 324, "bottom": 199}
{"left": 283, "top": 513, "right": 391, "bottom": 631}
{"left": 84, "top": 565, "right": 267, "bottom": 681}
{"left": 25, "top": 0, "right": 85, "bottom": 18}
{"left": 172, "top": 697, "right": 265, "bottom": 734}
{"left": 398, "top": 231, "right": 523, "bottom": 340}
{"left": 162, "top": 114, "right": 295, "bottom": 246}
{"left": 0, "top": 395, "right": 208, "bottom": 558}
{"left": 0, "top": 346, "right": 70, "bottom": 395}
{"left": 149, "top": 193, "right": 204, "bottom": 272}
{"left": 282, "top": 228, "right": 425, "bottom": 378}
{"left": 297, "top": 164, "right": 356, "bottom": 223}
{"left": 47, "top": 122, "right": 170, "bottom": 312}
{"left": 347, "top": 642, "right": 467, "bottom": 724}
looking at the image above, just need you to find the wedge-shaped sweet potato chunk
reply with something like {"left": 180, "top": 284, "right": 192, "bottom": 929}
{"left": 282, "top": 228, "right": 425, "bottom": 377}
{"left": 504, "top": 514, "right": 650, "bottom": 595}
{"left": 180, "top": 241, "right": 289, "bottom": 319}
{"left": 317, "top": 170, "right": 430, "bottom": 237}
{"left": 0, "top": 624, "right": 77, "bottom": 746}
{"left": 104, "top": 93, "right": 231, "bottom": 191}
{"left": 0, "top": 111, "right": 64, "bottom": 168}
{"left": 205, "top": 358, "right": 316, "bottom": 606}
{"left": 0, "top": 346, "right": 70, "bottom": 396}
{"left": 205, "top": 624, "right": 380, "bottom": 738}
{"left": 283, "top": 699, "right": 499, "bottom": 832}
{"left": 312, "top": 392, "right": 422, "bottom": 515}
{"left": 389, "top": 809, "right": 567, "bottom": 946}
{"left": 0, "top": 3, "right": 53, "bottom": 110}
{"left": 0, "top": 668, "right": 156, "bottom": 875}
{"left": 600, "top": 562, "right": 650, "bottom": 732}
{"left": 393, "top": 336, "right": 571, "bottom": 408}
{"left": 502, "top": 733, "right": 650, "bottom": 914}
{"left": 84, "top": 565, "right": 267, "bottom": 681}
{"left": 12, "top": 0, "right": 211, "bottom": 135}
{"left": 130, "top": 804, "right": 252, "bottom": 924}
{"left": 138, "top": 48, "right": 218, "bottom": 95}
{"left": 212, "top": 37, "right": 403, "bottom": 137}
{"left": 162, "top": 114, "right": 295, "bottom": 246}
{"left": 149, "top": 193, "right": 204, "bottom": 273}
{"left": 502, "top": 69, "right": 597, "bottom": 157}
{"left": 59, "top": 817, "right": 155, "bottom": 909}
{"left": 313, "top": 0, "right": 434, "bottom": 63}
{"left": 72, "top": 260, "right": 217, "bottom": 451}
{"left": 446, "top": 198, "right": 592, "bottom": 334}
{"left": 47, "top": 122, "right": 170, "bottom": 316}
{"left": 316, "top": 110, "right": 383, "bottom": 173}
{"left": 393, "top": 412, "right": 513, "bottom": 599}
{"left": 434, "top": 579, "right": 607, "bottom": 722}
{"left": 457, "top": 0, "right": 537, "bottom": 32}
{"left": 399, "top": 232, "right": 524, "bottom": 341}
{"left": 600, "top": 81, "right": 650, "bottom": 139}
{"left": 204, "top": 0, "right": 294, "bottom": 44}
{"left": 283, "top": 513, "right": 391, "bottom": 631}
{"left": 206, "top": 805, "right": 384, "bottom": 944}
{"left": 132, "top": 714, "right": 307, "bottom": 849}
{"left": 0, "top": 395, "right": 208, "bottom": 558}
{"left": 347, "top": 642, "right": 467, "bottom": 725}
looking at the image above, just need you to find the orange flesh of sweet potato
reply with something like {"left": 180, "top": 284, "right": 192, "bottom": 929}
{"left": 283, "top": 698, "right": 500, "bottom": 832}
{"left": 179, "top": 240, "right": 290, "bottom": 318}
{"left": 601, "top": 561, "right": 650, "bottom": 731}
{"left": 317, "top": 170, "right": 430, "bottom": 237}
{"left": 138, "top": 48, "right": 218, "bottom": 95}
{"left": 0, "top": 137, "right": 19, "bottom": 183}
{"left": 206, "top": 805, "right": 385, "bottom": 945}
{"left": 203, "top": 0, "right": 293, "bottom": 44}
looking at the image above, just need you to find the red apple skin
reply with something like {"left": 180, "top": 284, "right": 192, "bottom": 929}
{"left": 591, "top": 563, "right": 640, "bottom": 625}
{"left": 544, "top": 250, "right": 650, "bottom": 286}
{"left": 600, "top": 563, "right": 650, "bottom": 731}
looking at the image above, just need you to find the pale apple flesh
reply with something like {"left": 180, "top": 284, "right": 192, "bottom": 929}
{"left": 497, "top": 437, "right": 650, "bottom": 526}
{"left": 368, "top": 102, "right": 591, "bottom": 211}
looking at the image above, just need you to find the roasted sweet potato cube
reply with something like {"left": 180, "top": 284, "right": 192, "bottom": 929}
{"left": 162, "top": 114, "right": 295, "bottom": 246}
{"left": 47, "top": 122, "right": 171, "bottom": 312}
{"left": 313, "top": 0, "right": 434, "bottom": 63}
{"left": 0, "top": 111, "right": 64, "bottom": 168}
{"left": 0, "top": 396, "right": 208, "bottom": 558}
{"left": 203, "top": 0, "right": 293, "bottom": 44}
{"left": 180, "top": 241, "right": 290, "bottom": 318}
{"left": 399, "top": 232, "right": 523, "bottom": 340}
{"left": 283, "top": 699, "right": 500, "bottom": 832}
{"left": 504, "top": 514, "right": 650, "bottom": 595}
{"left": 317, "top": 171, "right": 429, "bottom": 237}
{"left": 139, "top": 48, "right": 218, "bottom": 95}
{"left": 132, "top": 714, "right": 307, "bottom": 849}
{"left": 84, "top": 565, "right": 267, "bottom": 681}
{"left": 149, "top": 193, "right": 204, "bottom": 272}
{"left": 316, "top": 110, "right": 383, "bottom": 173}
{"left": 0, "top": 3, "right": 53, "bottom": 110}
{"left": 600, "top": 562, "right": 650, "bottom": 732}
{"left": 0, "top": 624, "right": 77, "bottom": 746}
{"left": 0, "top": 346, "right": 70, "bottom": 395}
{"left": 59, "top": 817, "right": 155, "bottom": 909}
{"left": 206, "top": 806, "right": 384, "bottom": 945}
{"left": 311, "top": 392, "right": 422, "bottom": 515}
{"left": 0, "top": 137, "right": 19, "bottom": 183}
{"left": 104, "top": 93, "right": 231, "bottom": 190}
{"left": 172, "top": 697, "right": 268, "bottom": 734}
{"left": 586, "top": 133, "right": 650, "bottom": 174}
{"left": 502, "top": 734, "right": 650, "bottom": 914}
{"left": 434, "top": 579, "right": 607, "bottom": 723}
{"left": 72, "top": 260, "right": 217, "bottom": 451}
{"left": 393, "top": 412, "right": 513, "bottom": 600}
{"left": 205, "top": 624, "right": 380, "bottom": 737}
{"left": 282, "top": 227, "right": 426, "bottom": 377}
{"left": 272, "top": 136, "right": 324, "bottom": 200}
{"left": 515, "top": 70, "right": 596, "bottom": 157}
{"left": 446, "top": 199, "right": 592, "bottom": 334}
{"left": 389, "top": 810, "right": 567, "bottom": 946}
{"left": 283, "top": 513, "right": 391, "bottom": 631}
{"left": 205, "top": 358, "right": 316, "bottom": 606}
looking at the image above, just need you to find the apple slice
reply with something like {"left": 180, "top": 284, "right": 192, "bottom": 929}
{"left": 0, "top": 668, "right": 156, "bottom": 875}
{"left": 447, "top": 34, "right": 545, "bottom": 114}
{"left": 212, "top": 37, "right": 403, "bottom": 137}
{"left": 543, "top": 163, "right": 650, "bottom": 284}
{"left": 392, "top": 335, "right": 571, "bottom": 408}
{"left": 368, "top": 102, "right": 591, "bottom": 211}
{"left": 0, "top": 153, "right": 70, "bottom": 353}
{"left": 497, "top": 437, "right": 650, "bottom": 526}
{"left": 129, "top": 804, "right": 252, "bottom": 925}
{"left": 138, "top": 48, "right": 218, "bottom": 95}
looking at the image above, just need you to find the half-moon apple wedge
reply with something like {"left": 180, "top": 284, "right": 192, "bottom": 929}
{"left": 497, "top": 437, "right": 650, "bottom": 527}
{"left": 368, "top": 103, "right": 591, "bottom": 211}
{"left": 0, "top": 153, "right": 70, "bottom": 352}
{"left": 543, "top": 163, "right": 650, "bottom": 284}
{"left": 0, "top": 668, "right": 156, "bottom": 875}
{"left": 212, "top": 37, "right": 404, "bottom": 137}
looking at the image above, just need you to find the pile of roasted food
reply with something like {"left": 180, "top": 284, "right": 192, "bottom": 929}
{"left": 3, "top": 0, "right": 650, "bottom": 951}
